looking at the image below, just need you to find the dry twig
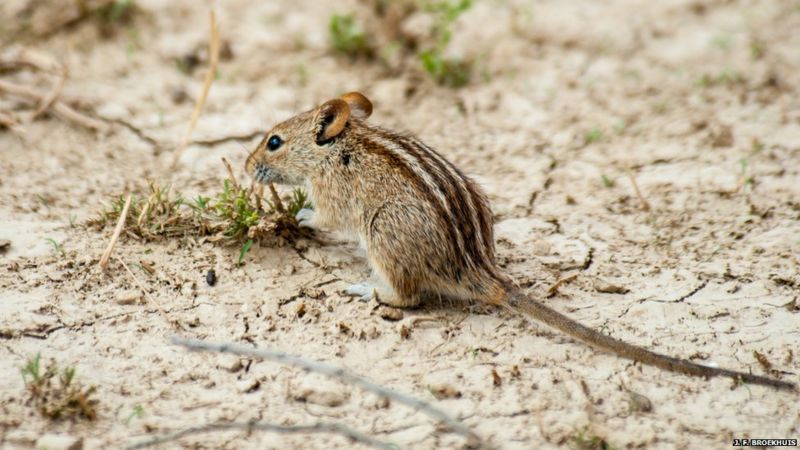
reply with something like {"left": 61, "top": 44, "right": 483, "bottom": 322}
{"left": 170, "top": 11, "right": 221, "bottom": 169}
{"left": 0, "top": 110, "right": 24, "bottom": 133}
{"left": 624, "top": 166, "right": 651, "bottom": 211}
{"left": 546, "top": 273, "right": 579, "bottom": 297}
{"left": 268, "top": 183, "right": 285, "bottom": 213}
{"left": 99, "top": 194, "right": 132, "bottom": 270}
{"left": 221, "top": 157, "right": 239, "bottom": 190}
{"left": 116, "top": 256, "right": 170, "bottom": 320}
{"left": 125, "top": 421, "right": 394, "bottom": 450}
{"left": 32, "top": 67, "right": 66, "bottom": 119}
{"left": 0, "top": 79, "right": 106, "bottom": 131}
{"left": 170, "top": 337, "right": 482, "bottom": 446}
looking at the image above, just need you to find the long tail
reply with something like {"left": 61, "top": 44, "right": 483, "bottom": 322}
{"left": 505, "top": 289, "right": 796, "bottom": 390}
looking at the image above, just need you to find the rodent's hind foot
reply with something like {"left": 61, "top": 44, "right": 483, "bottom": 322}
{"left": 345, "top": 283, "right": 376, "bottom": 302}
{"left": 344, "top": 282, "right": 421, "bottom": 308}
{"left": 295, "top": 208, "right": 316, "bottom": 228}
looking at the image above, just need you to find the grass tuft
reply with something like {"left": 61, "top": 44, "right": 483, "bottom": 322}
{"left": 419, "top": 0, "right": 474, "bottom": 87}
{"left": 21, "top": 354, "right": 98, "bottom": 421}
{"left": 329, "top": 13, "right": 371, "bottom": 57}
{"left": 45, "top": 238, "right": 65, "bottom": 257}
{"left": 90, "top": 177, "right": 313, "bottom": 248}
{"left": 571, "top": 426, "right": 615, "bottom": 450}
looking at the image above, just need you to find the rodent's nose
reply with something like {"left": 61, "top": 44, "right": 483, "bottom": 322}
{"left": 252, "top": 163, "right": 271, "bottom": 184}
{"left": 244, "top": 152, "right": 258, "bottom": 175}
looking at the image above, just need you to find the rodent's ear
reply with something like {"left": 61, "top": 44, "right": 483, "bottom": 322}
{"left": 316, "top": 98, "right": 350, "bottom": 145}
{"left": 339, "top": 92, "right": 372, "bottom": 119}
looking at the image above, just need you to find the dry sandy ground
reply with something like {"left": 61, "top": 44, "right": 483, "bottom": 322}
{"left": 1, "top": 0, "right": 799, "bottom": 449}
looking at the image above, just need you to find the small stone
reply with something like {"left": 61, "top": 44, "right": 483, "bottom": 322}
{"left": 378, "top": 306, "right": 403, "bottom": 321}
{"left": 116, "top": 290, "right": 142, "bottom": 305}
{"left": 532, "top": 240, "right": 551, "bottom": 256}
{"left": 170, "top": 86, "right": 188, "bottom": 104}
{"left": 35, "top": 434, "right": 83, "bottom": 450}
{"left": 627, "top": 391, "right": 653, "bottom": 413}
{"left": 711, "top": 125, "right": 734, "bottom": 148}
{"left": 398, "top": 324, "right": 411, "bottom": 339}
{"left": 238, "top": 379, "right": 260, "bottom": 393}
{"left": 6, "top": 429, "right": 37, "bottom": 446}
{"left": 594, "top": 279, "right": 629, "bottom": 294}
{"left": 429, "top": 384, "right": 462, "bottom": 400}
{"left": 220, "top": 356, "right": 243, "bottom": 373}
{"left": 293, "top": 388, "right": 346, "bottom": 407}
{"left": 0, "top": 239, "right": 10, "bottom": 251}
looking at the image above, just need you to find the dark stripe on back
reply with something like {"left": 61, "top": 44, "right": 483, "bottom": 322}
{"left": 439, "top": 156, "right": 495, "bottom": 259}
{"left": 362, "top": 135, "right": 464, "bottom": 280}
{"left": 379, "top": 128, "right": 490, "bottom": 271}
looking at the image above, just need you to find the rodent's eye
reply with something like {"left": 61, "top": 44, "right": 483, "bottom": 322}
{"left": 267, "top": 135, "right": 283, "bottom": 151}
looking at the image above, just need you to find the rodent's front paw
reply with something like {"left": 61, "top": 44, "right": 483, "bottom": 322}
{"left": 295, "top": 208, "right": 316, "bottom": 228}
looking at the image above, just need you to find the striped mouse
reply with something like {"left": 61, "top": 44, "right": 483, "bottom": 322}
{"left": 245, "top": 91, "right": 794, "bottom": 390}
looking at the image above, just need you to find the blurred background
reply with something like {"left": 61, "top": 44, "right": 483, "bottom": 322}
{"left": 2, "top": 1, "right": 799, "bottom": 216}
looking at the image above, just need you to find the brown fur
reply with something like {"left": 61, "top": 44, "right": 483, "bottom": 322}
{"left": 245, "top": 92, "right": 795, "bottom": 390}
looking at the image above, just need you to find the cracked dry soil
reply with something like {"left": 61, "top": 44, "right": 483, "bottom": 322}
{"left": 1, "top": 0, "right": 799, "bottom": 449}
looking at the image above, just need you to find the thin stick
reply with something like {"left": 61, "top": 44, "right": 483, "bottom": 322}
{"left": 171, "top": 337, "right": 482, "bottom": 446}
{"left": 99, "top": 194, "right": 132, "bottom": 270}
{"left": 124, "top": 420, "right": 393, "bottom": 450}
{"left": 0, "top": 79, "right": 107, "bottom": 130}
{"left": 221, "top": 157, "right": 239, "bottom": 190}
{"left": 32, "top": 69, "right": 65, "bottom": 119}
{"left": 253, "top": 183, "right": 264, "bottom": 212}
{"left": 546, "top": 273, "right": 578, "bottom": 297}
{"left": 0, "top": 110, "right": 24, "bottom": 134}
{"left": 170, "top": 11, "right": 220, "bottom": 169}
{"left": 624, "top": 166, "right": 650, "bottom": 211}
{"left": 116, "top": 256, "right": 171, "bottom": 322}
{"left": 268, "top": 183, "right": 285, "bottom": 213}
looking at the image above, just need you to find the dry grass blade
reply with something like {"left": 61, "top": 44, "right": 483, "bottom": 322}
{"left": 625, "top": 165, "right": 651, "bottom": 211}
{"left": 32, "top": 67, "right": 66, "bottom": 119}
{"left": 221, "top": 157, "right": 239, "bottom": 190}
{"left": 171, "top": 337, "right": 483, "bottom": 447}
{"left": 116, "top": 256, "right": 172, "bottom": 326}
{"left": 0, "top": 110, "right": 25, "bottom": 134}
{"left": 169, "top": 11, "right": 220, "bottom": 170}
{"left": 124, "top": 421, "right": 394, "bottom": 450}
{"left": 99, "top": 194, "right": 132, "bottom": 270}
{"left": 0, "top": 79, "right": 107, "bottom": 130}
{"left": 546, "top": 273, "right": 579, "bottom": 297}
{"left": 269, "top": 183, "right": 285, "bottom": 213}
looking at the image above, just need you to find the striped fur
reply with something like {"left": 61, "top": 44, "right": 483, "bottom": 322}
{"left": 244, "top": 100, "right": 507, "bottom": 306}
{"left": 243, "top": 93, "right": 796, "bottom": 390}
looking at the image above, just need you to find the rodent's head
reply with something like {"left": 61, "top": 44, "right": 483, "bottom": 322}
{"left": 245, "top": 92, "right": 373, "bottom": 185}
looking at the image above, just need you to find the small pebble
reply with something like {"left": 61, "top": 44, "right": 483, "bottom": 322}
{"left": 206, "top": 269, "right": 217, "bottom": 286}
{"left": 238, "top": 379, "right": 260, "bottom": 394}
{"left": 378, "top": 306, "right": 403, "bottom": 321}
{"left": 293, "top": 388, "right": 346, "bottom": 407}
{"left": 628, "top": 390, "right": 653, "bottom": 413}
{"left": 35, "top": 434, "right": 83, "bottom": 450}
{"left": 0, "top": 239, "right": 10, "bottom": 251}
{"left": 594, "top": 279, "right": 629, "bottom": 294}
{"left": 429, "top": 384, "right": 462, "bottom": 400}
{"left": 116, "top": 290, "right": 142, "bottom": 305}
{"left": 532, "top": 239, "right": 551, "bottom": 256}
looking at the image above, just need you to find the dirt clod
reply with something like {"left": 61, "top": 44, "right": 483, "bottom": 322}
{"left": 377, "top": 305, "right": 404, "bottom": 321}
{"left": 115, "top": 290, "right": 142, "bottom": 305}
